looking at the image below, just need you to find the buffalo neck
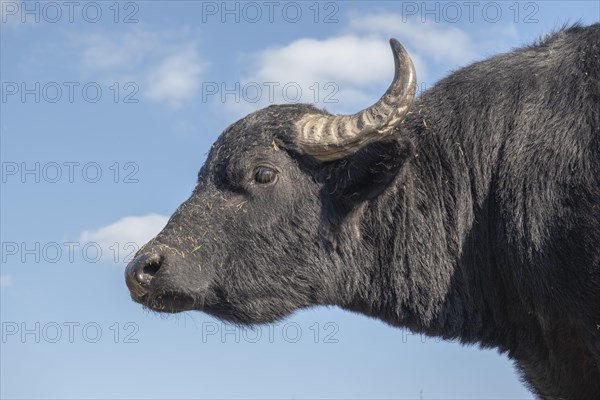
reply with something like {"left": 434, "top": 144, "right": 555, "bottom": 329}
{"left": 341, "top": 96, "right": 531, "bottom": 354}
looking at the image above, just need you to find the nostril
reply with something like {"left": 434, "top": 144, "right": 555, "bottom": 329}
{"left": 142, "top": 258, "right": 161, "bottom": 277}
{"left": 127, "top": 254, "right": 163, "bottom": 287}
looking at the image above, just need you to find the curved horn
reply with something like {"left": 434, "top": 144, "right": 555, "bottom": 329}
{"left": 295, "top": 39, "right": 417, "bottom": 162}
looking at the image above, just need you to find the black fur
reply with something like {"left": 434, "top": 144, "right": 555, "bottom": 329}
{"left": 128, "top": 24, "right": 600, "bottom": 398}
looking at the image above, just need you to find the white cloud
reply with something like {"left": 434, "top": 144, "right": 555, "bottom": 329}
{"left": 225, "top": 35, "right": 410, "bottom": 118}
{"left": 146, "top": 46, "right": 206, "bottom": 107}
{"left": 79, "top": 214, "right": 168, "bottom": 264}
{"left": 346, "top": 12, "right": 479, "bottom": 65}
{"left": 221, "top": 11, "right": 517, "bottom": 119}
{"left": 252, "top": 36, "right": 391, "bottom": 86}
{"left": 74, "top": 27, "right": 206, "bottom": 107}
{"left": 0, "top": 275, "right": 12, "bottom": 288}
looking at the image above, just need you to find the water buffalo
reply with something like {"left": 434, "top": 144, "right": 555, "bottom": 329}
{"left": 125, "top": 24, "right": 600, "bottom": 398}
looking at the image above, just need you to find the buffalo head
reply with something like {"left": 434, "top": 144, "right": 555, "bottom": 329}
{"left": 125, "top": 39, "right": 416, "bottom": 324}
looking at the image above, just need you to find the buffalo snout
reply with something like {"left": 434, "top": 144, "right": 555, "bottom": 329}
{"left": 125, "top": 253, "right": 162, "bottom": 301}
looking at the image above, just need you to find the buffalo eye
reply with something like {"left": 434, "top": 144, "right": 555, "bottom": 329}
{"left": 253, "top": 166, "right": 278, "bottom": 185}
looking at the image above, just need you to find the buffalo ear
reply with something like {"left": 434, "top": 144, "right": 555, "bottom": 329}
{"left": 324, "top": 137, "right": 414, "bottom": 213}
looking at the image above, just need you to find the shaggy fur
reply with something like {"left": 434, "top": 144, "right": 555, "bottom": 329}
{"left": 126, "top": 24, "right": 600, "bottom": 398}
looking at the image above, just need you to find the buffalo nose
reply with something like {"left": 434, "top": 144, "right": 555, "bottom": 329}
{"left": 125, "top": 254, "right": 162, "bottom": 297}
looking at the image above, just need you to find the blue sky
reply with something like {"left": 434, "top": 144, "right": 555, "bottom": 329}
{"left": 1, "top": 1, "right": 599, "bottom": 398}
